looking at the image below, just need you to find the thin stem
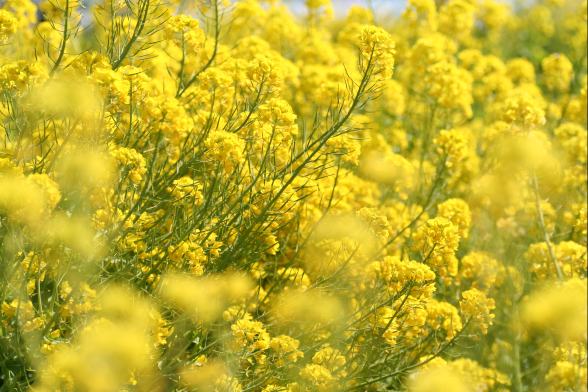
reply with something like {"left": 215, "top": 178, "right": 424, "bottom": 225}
{"left": 176, "top": 0, "right": 220, "bottom": 98}
{"left": 531, "top": 174, "right": 563, "bottom": 281}
{"left": 112, "top": 0, "right": 150, "bottom": 70}
{"left": 50, "top": 0, "right": 71, "bottom": 75}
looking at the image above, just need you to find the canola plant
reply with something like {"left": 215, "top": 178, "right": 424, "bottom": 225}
{"left": 0, "top": 0, "right": 586, "bottom": 391}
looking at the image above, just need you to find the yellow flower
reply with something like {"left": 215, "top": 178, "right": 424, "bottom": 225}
{"left": 542, "top": 53, "right": 574, "bottom": 93}
{"left": 437, "top": 198, "right": 471, "bottom": 239}
{"left": 359, "top": 25, "right": 396, "bottom": 78}
{"left": 0, "top": 9, "right": 17, "bottom": 41}
{"left": 500, "top": 87, "right": 546, "bottom": 128}
{"left": 460, "top": 288, "right": 496, "bottom": 334}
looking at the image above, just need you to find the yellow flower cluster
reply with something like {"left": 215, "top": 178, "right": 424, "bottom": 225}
{"left": 460, "top": 288, "right": 496, "bottom": 334}
{"left": 0, "top": 0, "right": 585, "bottom": 391}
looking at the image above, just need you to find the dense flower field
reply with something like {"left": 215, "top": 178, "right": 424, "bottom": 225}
{"left": 0, "top": 0, "right": 586, "bottom": 390}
